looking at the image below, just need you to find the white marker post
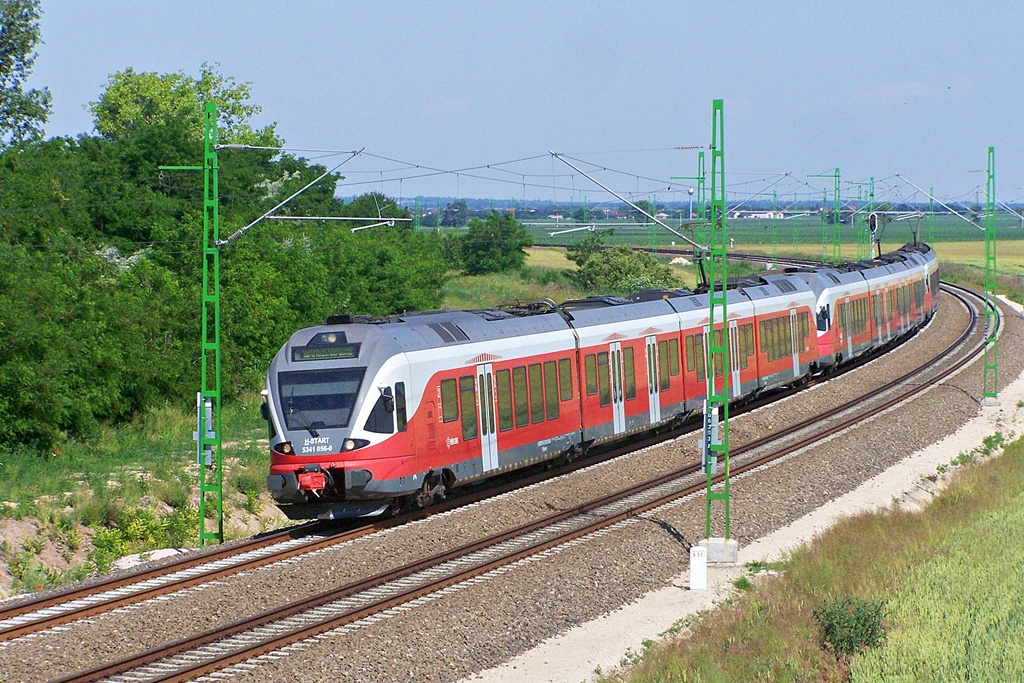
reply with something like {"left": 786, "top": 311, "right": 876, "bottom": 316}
{"left": 690, "top": 545, "right": 708, "bottom": 590}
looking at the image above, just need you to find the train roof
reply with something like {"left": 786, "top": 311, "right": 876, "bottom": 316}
{"left": 290, "top": 243, "right": 934, "bottom": 354}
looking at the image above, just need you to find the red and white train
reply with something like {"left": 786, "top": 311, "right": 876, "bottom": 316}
{"left": 263, "top": 243, "right": 939, "bottom": 519}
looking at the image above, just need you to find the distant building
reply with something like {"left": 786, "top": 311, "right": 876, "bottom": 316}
{"left": 730, "top": 211, "right": 784, "bottom": 219}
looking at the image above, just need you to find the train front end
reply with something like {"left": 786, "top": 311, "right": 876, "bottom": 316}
{"left": 263, "top": 322, "right": 414, "bottom": 519}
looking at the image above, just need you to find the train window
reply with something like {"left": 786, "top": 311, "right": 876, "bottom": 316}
{"left": 695, "top": 335, "right": 706, "bottom": 382}
{"left": 279, "top": 367, "right": 366, "bottom": 431}
{"left": 544, "top": 361, "right": 559, "bottom": 420}
{"left": 597, "top": 352, "right": 611, "bottom": 407}
{"left": 685, "top": 335, "right": 695, "bottom": 372}
{"left": 762, "top": 319, "right": 773, "bottom": 361}
{"left": 669, "top": 338, "right": 680, "bottom": 376}
{"left": 585, "top": 354, "right": 598, "bottom": 396}
{"left": 395, "top": 382, "right": 407, "bottom": 432}
{"left": 485, "top": 373, "right": 495, "bottom": 434}
{"left": 658, "top": 340, "right": 671, "bottom": 390}
{"left": 459, "top": 375, "right": 477, "bottom": 440}
{"left": 513, "top": 366, "right": 529, "bottom": 428}
{"left": 529, "top": 363, "right": 544, "bottom": 423}
{"left": 646, "top": 345, "right": 655, "bottom": 394}
{"left": 816, "top": 304, "right": 830, "bottom": 332}
{"left": 496, "top": 369, "right": 513, "bottom": 431}
{"left": 712, "top": 329, "right": 724, "bottom": 377}
{"left": 798, "top": 313, "right": 809, "bottom": 351}
{"left": 738, "top": 327, "right": 749, "bottom": 370}
{"left": 623, "top": 347, "right": 636, "bottom": 400}
{"left": 746, "top": 323, "right": 756, "bottom": 356}
{"left": 364, "top": 391, "right": 394, "bottom": 434}
{"left": 559, "top": 358, "right": 573, "bottom": 401}
{"left": 441, "top": 378, "right": 459, "bottom": 423}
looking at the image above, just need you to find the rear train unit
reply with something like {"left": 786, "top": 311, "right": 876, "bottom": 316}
{"left": 262, "top": 243, "right": 939, "bottom": 519}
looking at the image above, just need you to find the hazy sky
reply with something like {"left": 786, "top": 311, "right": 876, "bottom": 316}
{"left": 26, "top": 1, "right": 1024, "bottom": 207}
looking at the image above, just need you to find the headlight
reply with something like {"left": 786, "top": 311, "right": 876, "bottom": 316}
{"left": 343, "top": 438, "right": 356, "bottom": 451}
{"left": 279, "top": 441, "right": 293, "bottom": 454}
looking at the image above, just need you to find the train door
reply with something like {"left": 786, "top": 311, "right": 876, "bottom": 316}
{"left": 842, "top": 297, "right": 853, "bottom": 359}
{"left": 645, "top": 336, "right": 661, "bottom": 423}
{"left": 728, "top": 321, "right": 741, "bottom": 398}
{"left": 609, "top": 342, "right": 626, "bottom": 434}
{"left": 476, "top": 363, "right": 498, "bottom": 471}
{"left": 788, "top": 309, "right": 799, "bottom": 377}
{"left": 885, "top": 288, "right": 893, "bottom": 341}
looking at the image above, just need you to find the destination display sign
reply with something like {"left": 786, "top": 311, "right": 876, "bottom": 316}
{"left": 292, "top": 343, "right": 360, "bottom": 361}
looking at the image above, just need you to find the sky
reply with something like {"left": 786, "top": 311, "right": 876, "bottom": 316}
{"left": 25, "top": 1, "right": 1024, "bottom": 208}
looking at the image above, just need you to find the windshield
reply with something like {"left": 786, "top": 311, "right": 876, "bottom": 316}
{"left": 278, "top": 368, "right": 366, "bottom": 430}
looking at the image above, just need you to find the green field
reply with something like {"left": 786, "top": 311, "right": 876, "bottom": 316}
{"left": 524, "top": 214, "right": 1021, "bottom": 246}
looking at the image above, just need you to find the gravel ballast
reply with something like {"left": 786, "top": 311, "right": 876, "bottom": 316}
{"left": 0, "top": 293, "right": 1014, "bottom": 683}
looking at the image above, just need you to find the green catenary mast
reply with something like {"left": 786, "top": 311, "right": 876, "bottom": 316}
{"left": 161, "top": 102, "right": 224, "bottom": 546}
{"left": 809, "top": 168, "right": 840, "bottom": 262}
{"left": 705, "top": 99, "right": 731, "bottom": 542}
{"left": 670, "top": 151, "right": 706, "bottom": 287}
{"left": 983, "top": 147, "right": 999, "bottom": 405}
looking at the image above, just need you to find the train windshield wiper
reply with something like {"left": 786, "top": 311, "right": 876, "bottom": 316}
{"left": 287, "top": 399, "right": 320, "bottom": 438}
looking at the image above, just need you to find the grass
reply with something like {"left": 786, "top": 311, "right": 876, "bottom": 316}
{"left": 0, "top": 392, "right": 277, "bottom": 594}
{"left": 600, "top": 435, "right": 1024, "bottom": 682}
{"left": 443, "top": 247, "right": 584, "bottom": 309}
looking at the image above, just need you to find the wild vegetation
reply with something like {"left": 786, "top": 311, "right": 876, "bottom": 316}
{"left": 599, "top": 433, "right": 1024, "bottom": 682}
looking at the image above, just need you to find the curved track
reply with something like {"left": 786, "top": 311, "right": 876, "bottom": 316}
{"left": 48, "top": 283, "right": 993, "bottom": 683}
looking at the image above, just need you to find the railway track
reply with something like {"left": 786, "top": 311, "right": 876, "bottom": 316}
{"left": 0, "top": 276, "right": 946, "bottom": 644}
{"left": 45, "top": 283, "right": 992, "bottom": 683}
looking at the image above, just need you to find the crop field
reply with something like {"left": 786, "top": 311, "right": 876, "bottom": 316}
{"left": 518, "top": 214, "right": 1024, "bottom": 276}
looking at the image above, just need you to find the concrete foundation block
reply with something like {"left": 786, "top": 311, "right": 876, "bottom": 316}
{"left": 699, "top": 537, "right": 739, "bottom": 564}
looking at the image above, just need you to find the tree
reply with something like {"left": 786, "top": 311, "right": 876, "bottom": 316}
{"left": 565, "top": 229, "right": 613, "bottom": 267}
{"left": 573, "top": 206, "right": 591, "bottom": 223}
{"left": 459, "top": 210, "right": 533, "bottom": 275}
{"left": 440, "top": 199, "right": 469, "bottom": 227}
{"left": 573, "top": 245, "right": 682, "bottom": 295}
{"left": 88, "top": 62, "right": 279, "bottom": 147}
{"left": 0, "top": 0, "right": 51, "bottom": 147}
{"left": 629, "top": 199, "right": 658, "bottom": 223}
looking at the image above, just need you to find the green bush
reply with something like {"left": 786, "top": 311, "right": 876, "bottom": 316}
{"left": 813, "top": 594, "right": 887, "bottom": 661}
{"left": 572, "top": 246, "right": 682, "bottom": 295}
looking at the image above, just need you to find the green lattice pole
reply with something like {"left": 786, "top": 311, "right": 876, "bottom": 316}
{"left": 928, "top": 187, "right": 935, "bottom": 245}
{"left": 670, "top": 152, "right": 706, "bottom": 287}
{"left": 809, "top": 169, "right": 840, "bottom": 262}
{"left": 771, "top": 190, "right": 778, "bottom": 264}
{"left": 705, "top": 99, "right": 731, "bottom": 540}
{"left": 198, "top": 103, "right": 223, "bottom": 546}
{"left": 160, "top": 103, "right": 223, "bottom": 547}
{"left": 849, "top": 180, "right": 871, "bottom": 260}
{"left": 983, "top": 147, "right": 999, "bottom": 405}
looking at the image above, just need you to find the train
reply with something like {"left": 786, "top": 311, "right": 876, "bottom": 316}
{"left": 262, "top": 242, "right": 939, "bottom": 519}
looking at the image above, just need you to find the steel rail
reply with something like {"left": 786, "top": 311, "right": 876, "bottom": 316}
{"left": 53, "top": 284, "right": 988, "bottom": 683}
{"left": 9, "top": 281, "right": 979, "bottom": 645}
